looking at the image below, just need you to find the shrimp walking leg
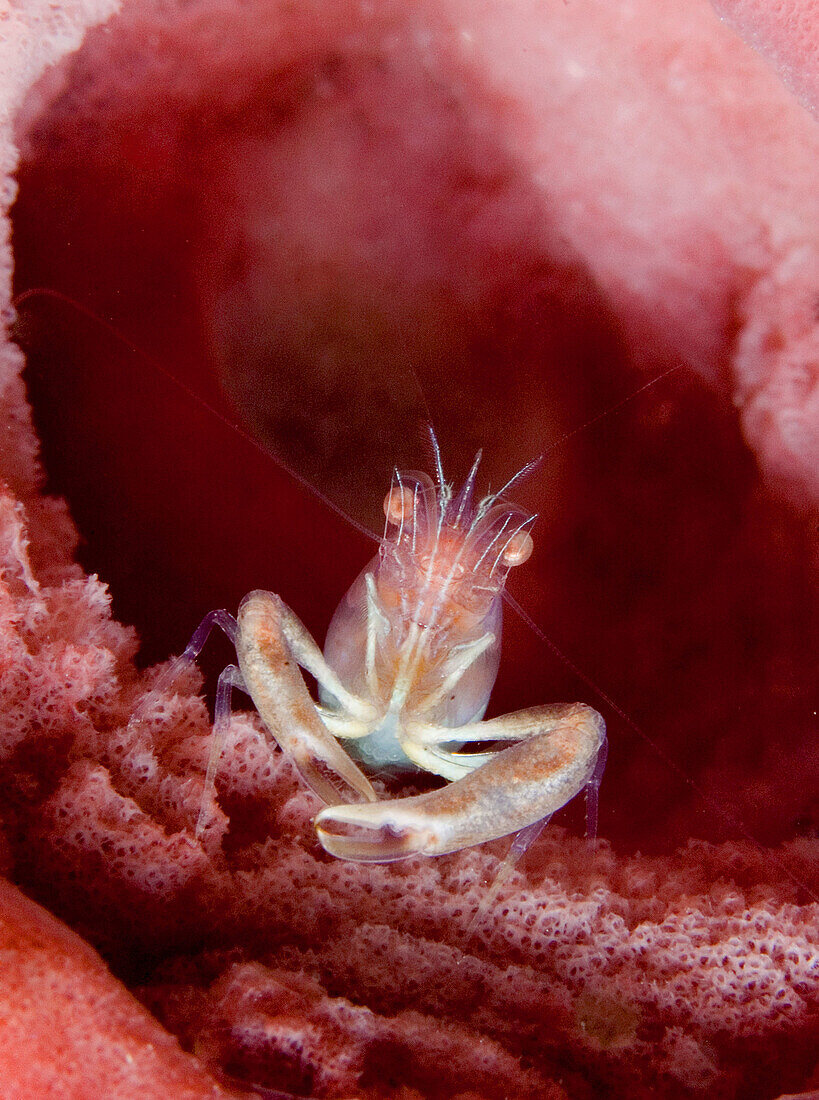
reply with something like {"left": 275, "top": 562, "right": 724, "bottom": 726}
{"left": 195, "top": 664, "right": 246, "bottom": 837}
{"left": 462, "top": 813, "right": 553, "bottom": 944}
{"left": 585, "top": 734, "right": 609, "bottom": 839}
{"left": 130, "top": 609, "right": 239, "bottom": 726}
{"left": 316, "top": 704, "right": 606, "bottom": 861}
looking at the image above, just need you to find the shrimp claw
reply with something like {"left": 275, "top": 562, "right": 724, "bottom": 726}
{"left": 314, "top": 705, "right": 606, "bottom": 860}
{"left": 235, "top": 591, "right": 378, "bottom": 807}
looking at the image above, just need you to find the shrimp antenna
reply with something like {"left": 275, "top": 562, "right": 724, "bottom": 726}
{"left": 485, "top": 453, "right": 544, "bottom": 506}
{"left": 426, "top": 421, "right": 446, "bottom": 492}
{"left": 485, "top": 364, "right": 683, "bottom": 507}
{"left": 452, "top": 449, "right": 483, "bottom": 526}
{"left": 381, "top": 292, "right": 445, "bottom": 492}
{"left": 11, "top": 287, "right": 377, "bottom": 540}
{"left": 534, "top": 367, "right": 681, "bottom": 470}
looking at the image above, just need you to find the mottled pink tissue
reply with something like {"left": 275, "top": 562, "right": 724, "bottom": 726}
{"left": 0, "top": 876, "right": 240, "bottom": 1098}
{"left": 2, "top": 0, "right": 819, "bottom": 1098}
{"left": 711, "top": 0, "right": 819, "bottom": 116}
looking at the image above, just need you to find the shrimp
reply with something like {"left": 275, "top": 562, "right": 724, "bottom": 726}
{"left": 151, "top": 447, "right": 606, "bottom": 861}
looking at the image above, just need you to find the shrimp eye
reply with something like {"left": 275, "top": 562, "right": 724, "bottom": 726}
{"left": 383, "top": 486, "right": 416, "bottom": 527}
{"left": 502, "top": 529, "right": 534, "bottom": 567}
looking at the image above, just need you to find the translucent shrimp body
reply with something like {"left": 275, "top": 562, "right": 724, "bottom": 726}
{"left": 321, "top": 461, "right": 534, "bottom": 770}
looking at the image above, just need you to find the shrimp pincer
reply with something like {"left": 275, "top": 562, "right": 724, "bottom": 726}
{"left": 159, "top": 451, "right": 607, "bottom": 861}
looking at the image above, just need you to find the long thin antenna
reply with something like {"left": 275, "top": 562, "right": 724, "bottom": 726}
{"left": 427, "top": 422, "right": 446, "bottom": 492}
{"left": 541, "top": 365, "right": 683, "bottom": 465}
{"left": 486, "top": 454, "right": 544, "bottom": 505}
{"left": 487, "top": 364, "right": 683, "bottom": 505}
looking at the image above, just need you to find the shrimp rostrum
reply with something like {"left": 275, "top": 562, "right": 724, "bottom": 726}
{"left": 165, "top": 453, "right": 607, "bottom": 861}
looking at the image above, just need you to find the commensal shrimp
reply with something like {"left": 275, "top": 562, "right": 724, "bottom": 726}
{"left": 147, "top": 442, "right": 607, "bottom": 862}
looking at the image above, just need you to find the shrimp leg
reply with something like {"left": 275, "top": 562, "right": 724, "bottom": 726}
{"left": 195, "top": 663, "right": 247, "bottom": 837}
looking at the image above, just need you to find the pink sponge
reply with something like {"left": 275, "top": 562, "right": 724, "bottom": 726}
{"left": 2, "top": 0, "right": 819, "bottom": 1096}
{"left": 711, "top": 0, "right": 819, "bottom": 116}
{"left": 0, "top": 875, "right": 241, "bottom": 1098}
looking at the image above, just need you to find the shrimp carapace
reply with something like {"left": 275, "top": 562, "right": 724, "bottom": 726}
{"left": 322, "top": 461, "right": 538, "bottom": 762}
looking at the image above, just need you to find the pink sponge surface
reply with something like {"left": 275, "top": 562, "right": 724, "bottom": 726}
{"left": 711, "top": 0, "right": 819, "bottom": 116}
{"left": 0, "top": 875, "right": 239, "bottom": 1098}
{"left": 2, "top": 0, "right": 819, "bottom": 1097}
